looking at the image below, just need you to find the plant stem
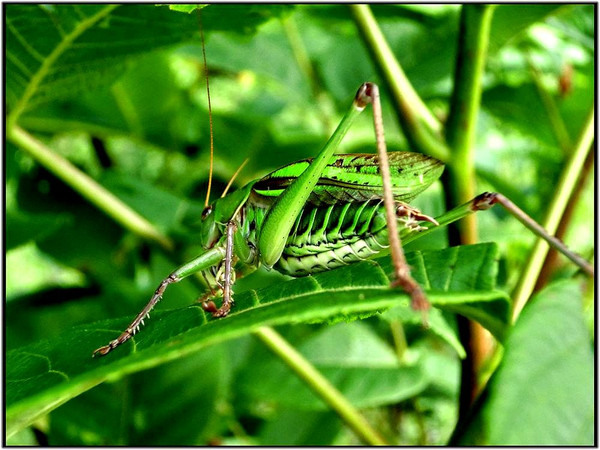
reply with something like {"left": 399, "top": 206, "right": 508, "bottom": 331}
{"left": 511, "top": 108, "right": 595, "bottom": 322}
{"left": 534, "top": 149, "right": 594, "bottom": 290}
{"left": 445, "top": 4, "right": 495, "bottom": 244}
{"left": 442, "top": 4, "right": 495, "bottom": 422}
{"left": 7, "top": 125, "right": 174, "bottom": 251}
{"left": 282, "top": 14, "right": 334, "bottom": 132}
{"left": 254, "top": 326, "right": 389, "bottom": 446}
{"left": 389, "top": 320, "right": 407, "bottom": 362}
{"left": 349, "top": 4, "right": 450, "bottom": 162}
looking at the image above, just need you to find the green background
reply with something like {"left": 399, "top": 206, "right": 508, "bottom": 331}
{"left": 6, "top": 4, "right": 594, "bottom": 445}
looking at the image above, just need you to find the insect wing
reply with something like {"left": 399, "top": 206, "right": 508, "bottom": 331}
{"left": 252, "top": 152, "right": 444, "bottom": 205}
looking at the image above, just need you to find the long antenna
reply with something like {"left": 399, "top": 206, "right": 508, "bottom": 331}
{"left": 198, "top": 10, "right": 214, "bottom": 208}
{"left": 221, "top": 158, "right": 250, "bottom": 198}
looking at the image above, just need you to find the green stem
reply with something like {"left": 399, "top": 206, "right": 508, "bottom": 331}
{"left": 511, "top": 108, "right": 595, "bottom": 322}
{"left": 534, "top": 148, "right": 594, "bottom": 290}
{"left": 444, "top": 4, "right": 495, "bottom": 244}
{"left": 7, "top": 125, "right": 174, "bottom": 251}
{"left": 349, "top": 4, "right": 450, "bottom": 162}
{"left": 389, "top": 320, "right": 407, "bottom": 362}
{"left": 442, "top": 4, "right": 495, "bottom": 425}
{"left": 254, "top": 326, "right": 389, "bottom": 446}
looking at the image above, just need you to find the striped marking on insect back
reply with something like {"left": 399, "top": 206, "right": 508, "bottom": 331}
{"left": 252, "top": 152, "right": 444, "bottom": 206}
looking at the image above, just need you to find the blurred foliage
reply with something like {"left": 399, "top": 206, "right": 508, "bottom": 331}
{"left": 6, "top": 4, "right": 593, "bottom": 445}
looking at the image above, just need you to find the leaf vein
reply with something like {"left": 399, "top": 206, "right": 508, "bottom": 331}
{"left": 8, "top": 4, "right": 120, "bottom": 126}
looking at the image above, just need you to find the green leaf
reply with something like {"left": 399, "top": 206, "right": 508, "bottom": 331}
{"left": 168, "top": 5, "right": 206, "bottom": 14}
{"left": 5, "top": 209, "right": 69, "bottom": 251}
{"left": 6, "top": 4, "right": 290, "bottom": 115}
{"left": 100, "top": 171, "right": 193, "bottom": 235}
{"left": 456, "top": 280, "right": 594, "bottom": 445}
{"left": 382, "top": 306, "right": 466, "bottom": 358}
{"left": 6, "top": 5, "right": 593, "bottom": 445}
{"left": 488, "top": 4, "right": 564, "bottom": 53}
{"left": 47, "top": 346, "right": 231, "bottom": 445}
{"left": 258, "top": 409, "right": 342, "bottom": 445}
{"left": 6, "top": 243, "right": 508, "bottom": 437}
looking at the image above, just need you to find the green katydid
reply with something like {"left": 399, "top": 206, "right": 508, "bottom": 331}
{"left": 92, "top": 80, "right": 593, "bottom": 357}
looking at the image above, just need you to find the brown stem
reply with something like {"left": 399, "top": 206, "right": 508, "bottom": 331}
{"left": 535, "top": 149, "right": 595, "bottom": 290}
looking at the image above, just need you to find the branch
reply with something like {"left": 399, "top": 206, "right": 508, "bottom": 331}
{"left": 444, "top": 4, "right": 496, "bottom": 243}
{"left": 254, "top": 327, "right": 389, "bottom": 446}
{"left": 442, "top": 4, "right": 496, "bottom": 422}
{"left": 7, "top": 125, "right": 174, "bottom": 251}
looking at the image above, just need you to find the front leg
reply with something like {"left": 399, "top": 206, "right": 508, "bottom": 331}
{"left": 202, "top": 220, "right": 237, "bottom": 317}
{"left": 93, "top": 246, "right": 225, "bottom": 356}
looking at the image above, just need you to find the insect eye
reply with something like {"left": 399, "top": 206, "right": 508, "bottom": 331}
{"left": 201, "top": 205, "right": 213, "bottom": 220}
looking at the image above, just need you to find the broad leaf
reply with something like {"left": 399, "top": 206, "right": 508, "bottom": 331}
{"left": 6, "top": 4, "right": 290, "bottom": 114}
{"left": 455, "top": 280, "right": 594, "bottom": 445}
{"left": 47, "top": 346, "right": 231, "bottom": 445}
{"left": 6, "top": 243, "right": 509, "bottom": 437}
{"left": 5, "top": 209, "right": 69, "bottom": 251}
{"left": 488, "top": 4, "right": 565, "bottom": 53}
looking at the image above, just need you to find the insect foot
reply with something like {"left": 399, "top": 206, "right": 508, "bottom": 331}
{"left": 213, "top": 301, "right": 233, "bottom": 317}
{"left": 92, "top": 329, "right": 133, "bottom": 357}
{"left": 396, "top": 203, "right": 439, "bottom": 232}
{"left": 201, "top": 300, "right": 219, "bottom": 314}
{"left": 201, "top": 299, "right": 234, "bottom": 318}
{"left": 93, "top": 342, "right": 116, "bottom": 357}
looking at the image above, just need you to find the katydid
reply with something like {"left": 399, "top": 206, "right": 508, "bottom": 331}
{"left": 93, "top": 82, "right": 593, "bottom": 357}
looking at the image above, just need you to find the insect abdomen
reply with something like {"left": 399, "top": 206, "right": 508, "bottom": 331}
{"left": 275, "top": 200, "right": 390, "bottom": 276}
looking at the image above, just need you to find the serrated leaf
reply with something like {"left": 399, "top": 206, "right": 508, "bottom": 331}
{"left": 6, "top": 243, "right": 509, "bottom": 437}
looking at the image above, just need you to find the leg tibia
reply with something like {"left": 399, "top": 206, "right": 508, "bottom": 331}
{"left": 403, "top": 192, "right": 593, "bottom": 277}
{"left": 486, "top": 193, "right": 593, "bottom": 277}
